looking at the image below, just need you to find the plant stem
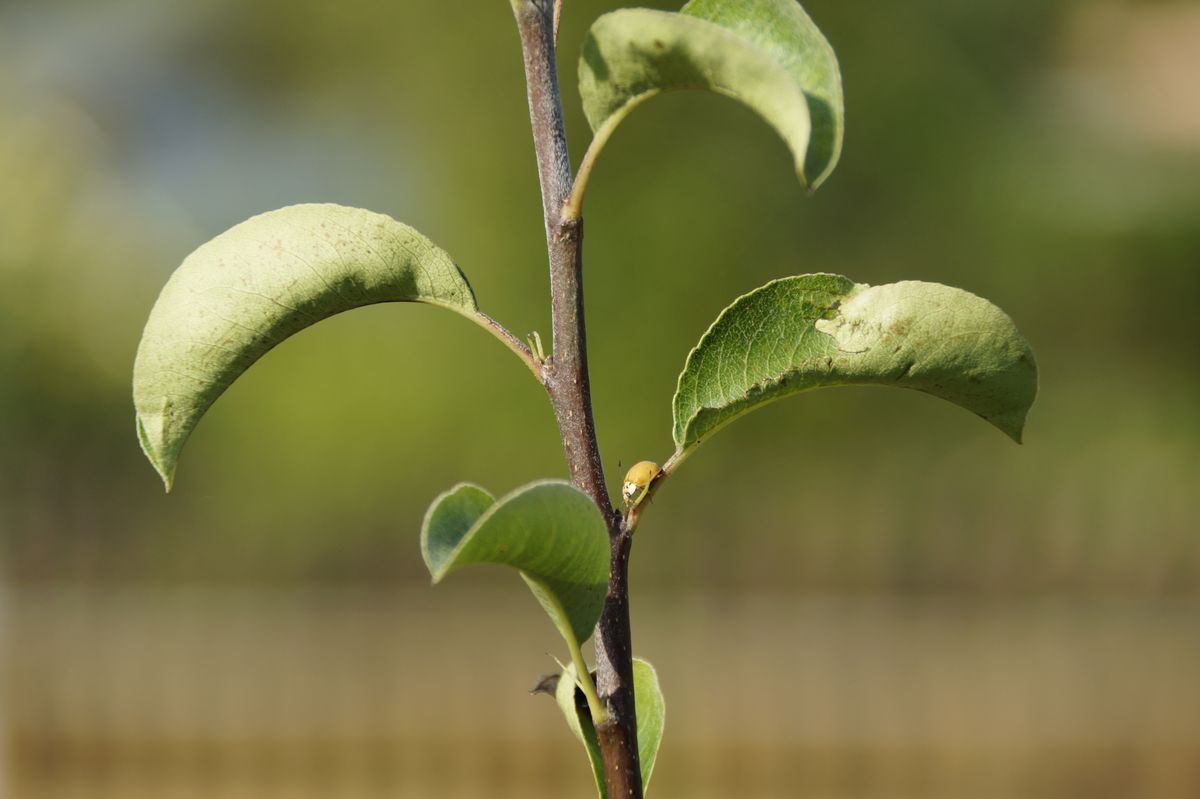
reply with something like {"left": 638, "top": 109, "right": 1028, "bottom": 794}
{"left": 471, "top": 311, "right": 542, "bottom": 377}
{"left": 511, "top": 2, "right": 644, "bottom": 797}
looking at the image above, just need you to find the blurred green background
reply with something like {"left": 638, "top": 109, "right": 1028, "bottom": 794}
{"left": 2, "top": 0, "right": 1198, "bottom": 797}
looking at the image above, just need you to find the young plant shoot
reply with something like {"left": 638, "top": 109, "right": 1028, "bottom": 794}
{"left": 132, "top": 1, "right": 1037, "bottom": 796}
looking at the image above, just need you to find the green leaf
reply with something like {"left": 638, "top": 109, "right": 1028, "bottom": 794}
{"left": 556, "top": 657, "right": 666, "bottom": 797}
{"left": 555, "top": 663, "right": 605, "bottom": 796}
{"left": 421, "top": 481, "right": 609, "bottom": 646}
{"left": 632, "top": 658, "right": 666, "bottom": 790}
{"left": 133, "top": 203, "right": 477, "bottom": 490}
{"left": 578, "top": 0, "right": 843, "bottom": 189}
{"left": 673, "top": 274, "right": 1038, "bottom": 459}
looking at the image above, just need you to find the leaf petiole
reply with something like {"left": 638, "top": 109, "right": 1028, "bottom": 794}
{"left": 566, "top": 627, "right": 609, "bottom": 726}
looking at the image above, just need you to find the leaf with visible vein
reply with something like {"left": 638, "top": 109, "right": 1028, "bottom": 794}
{"left": 673, "top": 274, "right": 1038, "bottom": 460}
{"left": 579, "top": 0, "right": 843, "bottom": 189}
{"left": 133, "top": 203, "right": 477, "bottom": 490}
{"left": 556, "top": 657, "right": 666, "bottom": 797}
{"left": 421, "top": 481, "right": 609, "bottom": 647}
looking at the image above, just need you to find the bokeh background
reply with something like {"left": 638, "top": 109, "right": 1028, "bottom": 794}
{"left": 2, "top": 0, "right": 1199, "bottom": 797}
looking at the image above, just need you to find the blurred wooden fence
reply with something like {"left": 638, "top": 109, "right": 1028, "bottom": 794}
{"left": 3, "top": 585, "right": 1198, "bottom": 798}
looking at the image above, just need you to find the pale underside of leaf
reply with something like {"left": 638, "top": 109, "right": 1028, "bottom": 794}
{"left": 632, "top": 658, "right": 665, "bottom": 789}
{"left": 556, "top": 657, "right": 665, "bottom": 798}
{"left": 421, "top": 481, "right": 609, "bottom": 646}
{"left": 673, "top": 274, "right": 1038, "bottom": 458}
{"left": 133, "top": 203, "right": 477, "bottom": 490}
{"left": 681, "top": 0, "right": 843, "bottom": 186}
{"left": 555, "top": 664, "right": 605, "bottom": 795}
{"left": 579, "top": 1, "right": 843, "bottom": 189}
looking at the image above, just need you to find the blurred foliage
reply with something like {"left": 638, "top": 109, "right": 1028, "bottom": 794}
{"left": 1, "top": 0, "right": 1197, "bottom": 591}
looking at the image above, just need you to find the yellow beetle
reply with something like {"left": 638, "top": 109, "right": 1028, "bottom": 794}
{"left": 621, "top": 460, "right": 660, "bottom": 508}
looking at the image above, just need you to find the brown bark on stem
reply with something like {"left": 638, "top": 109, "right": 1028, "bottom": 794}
{"left": 511, "top": 2, "right": 643, "bottom": 797}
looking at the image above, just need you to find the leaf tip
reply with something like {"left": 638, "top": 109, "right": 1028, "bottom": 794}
{"left": 985, "top": 402, "right": 1032, "bottom": 446}
{"left": 420, "top": 482, "right": 495, "bottom": 582}
{"left": 799, "top": 153, "right": 842, "bottom": 195}
{"left": 136, "top": 409, "right": 177, "bottom": 492}
{"left": 802, "top": 166, "right": 826, "bottom": 195}
{"left": 995, "top": 347, "right": 1038, "bottom": 445}
{"left": 1001, "top": 415, "right": 1028, "bottom": 446}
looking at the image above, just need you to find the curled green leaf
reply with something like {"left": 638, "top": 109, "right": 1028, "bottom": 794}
{"left": 673, "top": 274, "right": 1038, "bottom": 460}
{"left": 556, "top": 657, "right": 666, "bottom": 798}
{"left": 578, "top": 0, "right": 843, "bottom": 189}
{"left": 555, "top": 661, "right": 605, "bottom": 795}
{"left": 133, "top": 203, "right": 478, "bottom": 490}
{"left": 421, "top": 480, "right": 609, "bottom": 646}
{"left": 632, "top": 658, "right": 666, "bottom": 790}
